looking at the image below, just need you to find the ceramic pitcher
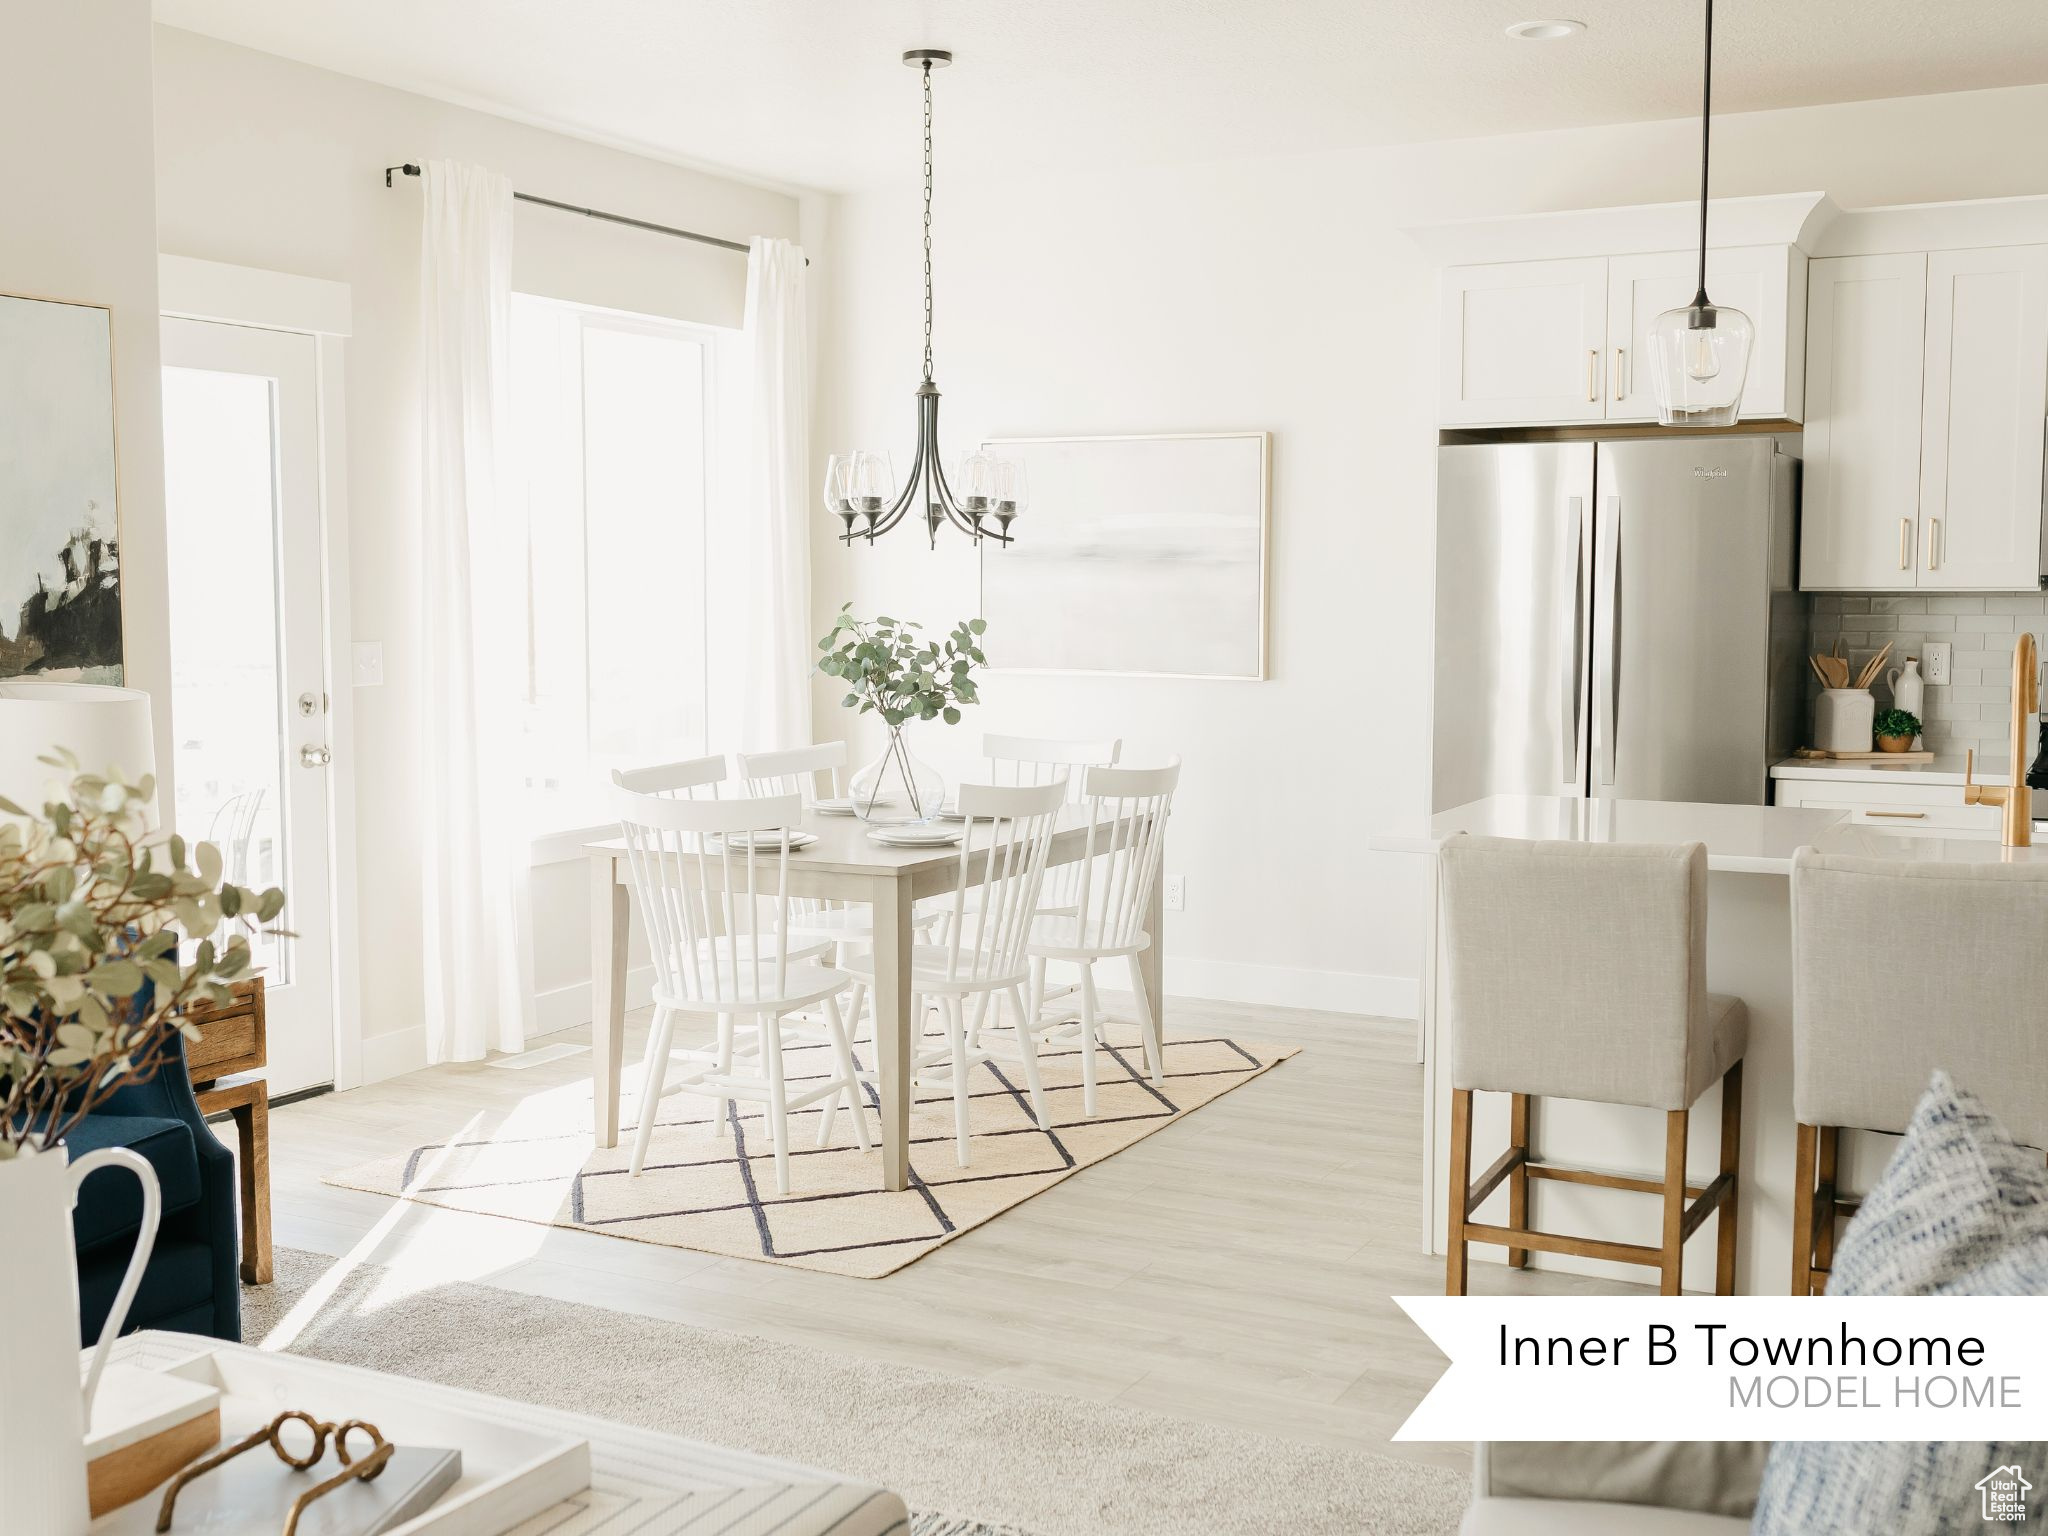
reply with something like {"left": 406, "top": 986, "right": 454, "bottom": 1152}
{"left": 0, "top": 1140, "right": 161, "bottom": 1535}
{"left": 1888, "top": 656, "right": 1926, "bottom": 725}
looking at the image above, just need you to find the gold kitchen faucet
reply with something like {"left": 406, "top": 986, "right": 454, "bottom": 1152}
{"left": 1963, "top": 632, "right": 2041, "bottom": 849}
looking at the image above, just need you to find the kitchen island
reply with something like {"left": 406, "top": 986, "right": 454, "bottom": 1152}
{"left": 1374, "top": 794, "right": 2047, "bottom": 1295}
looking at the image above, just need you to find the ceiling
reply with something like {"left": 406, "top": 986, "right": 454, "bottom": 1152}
{"left": 153, "top": 0, "right": 2048, "bottom": 193}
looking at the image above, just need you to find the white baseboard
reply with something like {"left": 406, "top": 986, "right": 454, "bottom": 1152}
{"left": 361, "top": 1025, "right": 427, "bottom": 1084}
{"left": 533, "top": 966, "right": 656, "bottom": 1037}
{"left": 356, "top": 958, "right": 1410, "bottom": 1086}
{"left": 1162, "top": 955, "right": 1418, "bottom": 1020}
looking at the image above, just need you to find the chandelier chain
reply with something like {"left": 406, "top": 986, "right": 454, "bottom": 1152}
{"left": 922, "top": 60, "right": 935, "bottom": 382}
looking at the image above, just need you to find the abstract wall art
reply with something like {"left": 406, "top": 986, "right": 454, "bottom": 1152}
{"left": 1, "top": 293, "right": 123, "bottom": 682}
{"left": 978, "top": 431, "right": 1269, "bottom": 680}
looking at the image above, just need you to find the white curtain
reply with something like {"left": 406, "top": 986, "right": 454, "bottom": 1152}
{"left": 417, "top": 159, "right": 531, "bottom": 1063}
{"left": 736, "top": 236, "right": 814, "bottom": 751}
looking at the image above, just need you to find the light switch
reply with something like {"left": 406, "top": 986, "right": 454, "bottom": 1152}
{"left": 1923, "top": 642, "right": 1952, "bottom": 686}
{"left": 352, "top": 641, "right": 385, "bottom": 687}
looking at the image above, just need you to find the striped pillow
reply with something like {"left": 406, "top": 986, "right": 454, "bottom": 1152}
{"left": 1753, "top": 1072, "right": 2048, "bottom": 1533}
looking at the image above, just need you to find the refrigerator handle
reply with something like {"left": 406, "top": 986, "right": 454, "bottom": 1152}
{"left": 1595, "top": 496, "right": 1621, "bottom": 787}
{"left": 1560, "top": 496, "right": 1584, "bottom": 785}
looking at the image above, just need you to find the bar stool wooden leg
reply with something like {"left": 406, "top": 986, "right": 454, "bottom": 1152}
{"left": 1446, "top": 1088, "right": 1474, "bottom": 1297}
{"left": 1507, "top": 1093, "right": 1531, "bottom": 1270}
{"left": 1813, "top": 1125, "right": 1840, "bottom": 1293}
{"left": 1660, "top": 1108, "right": 1689, "bottom": 1296}
{"left": 1715, "top": 1059, "right": 1741, "bottom": 1296}
{"left": 1792, "top": 1122, "right": 1818, "bottom": 1297}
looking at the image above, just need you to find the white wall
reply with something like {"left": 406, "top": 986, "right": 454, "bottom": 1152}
{"left": 2, "top": 0, "right": 174, "bottom": 799}
{"left": 152, "top": 27, "right": 804, "bottom": 1076}
{"left": 813, "top": 83, "right": 2048, "bottom": 1016}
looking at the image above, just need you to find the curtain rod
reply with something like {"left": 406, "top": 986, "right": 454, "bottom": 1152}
{"left": 383, "top": 162, "right": 798, "bottom": 261}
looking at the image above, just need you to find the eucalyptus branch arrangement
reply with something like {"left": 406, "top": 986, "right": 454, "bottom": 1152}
{"left": 818, "top": 606, "right": 989, "bottom": 819}
{"left": 817, "top": 604, "right": 988, "bottom": 728}
{"left": 0, "top": 753, "right": 286, "bottom": 1156}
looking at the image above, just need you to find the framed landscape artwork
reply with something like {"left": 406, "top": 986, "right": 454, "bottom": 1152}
{"left": 0, "top": 293, "right": 123, "bottom": 682}
{"left": 978, "top": 431, "right": 1270, "bottom": 680}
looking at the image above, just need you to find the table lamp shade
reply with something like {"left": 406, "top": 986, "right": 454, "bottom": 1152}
{"left": 0, "top": 682, "right": 159, "bottom": 827}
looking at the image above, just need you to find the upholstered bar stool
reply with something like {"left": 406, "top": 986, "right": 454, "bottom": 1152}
{"left": 1789, "top": 849, "right": 2048, "bottom": 1296}
{"left": 1438, "top": 836, "right": 1749, "bottom": 1297}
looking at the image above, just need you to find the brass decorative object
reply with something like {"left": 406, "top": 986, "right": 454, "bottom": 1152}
{"left": 155, "top": 1409, "right": 394, "bottom": 1535}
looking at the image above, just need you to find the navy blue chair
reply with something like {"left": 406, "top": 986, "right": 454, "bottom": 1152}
{"left": 70, "top": 1028, "right": 241, "bottom": 1343}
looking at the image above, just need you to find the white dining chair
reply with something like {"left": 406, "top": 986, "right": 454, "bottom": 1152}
{"left": 739, "top": 741, "right": 944, "bottom": 982}
{"left": 613, "top": 785, "right": 869, "bottom": 1194}
{"left": 843, "top": 780, "right": 1065, "bottom": 1166}
{"left": 1024, "top": 759, "right": 1179, "bottom": 1116}
{"left": 983, "top": 733, "right": 1122, "bottom": 800}
{"left": 613, "top": 752, "right": 727, "bottom": 799}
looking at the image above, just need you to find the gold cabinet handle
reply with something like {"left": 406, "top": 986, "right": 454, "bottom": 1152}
{"left": 1587, "top": 349, "right": 1599, "bottom": 403}
{"left": 1926, "top": 517, "right": 1941, "bottom": 569}
{"left": 1899, "top": 518, "right": 1911, "bottom": 570}
{"left": 1613, "top": 348, "right": 1626, "bottom": 399}
{"left": 1865, "top": 810, "right": 1927, "bottom": 820}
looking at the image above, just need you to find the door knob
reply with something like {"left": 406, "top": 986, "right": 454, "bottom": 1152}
{"left": 299, "top": 744, "right": 333, "bottom": 768}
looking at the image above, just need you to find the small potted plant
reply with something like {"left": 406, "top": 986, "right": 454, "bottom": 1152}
{"left": 1874, "top": 707, "right": 1922, "bottom": 753}
{"left": 818, "top": 605, "right": 987, "bottom": 822}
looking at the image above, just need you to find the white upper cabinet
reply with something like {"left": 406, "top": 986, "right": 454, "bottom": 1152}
{"left": 1438, "top": 258, "right": 1607, "bottom": 426}
{"left": 1800, "top": 245, "right": 2048, "bottom": 592}
{"left": 1916, "top": 245, "right": 2048, "bottom": 591}
{"left": 1438, "top": 250, "right": 1804, "bottom": 428}
{"left": 1605, "top": 246, "right": 1803, "bottom": 423}
{"left": 1800, "top": 254, "right": 1929, "bottom": 591}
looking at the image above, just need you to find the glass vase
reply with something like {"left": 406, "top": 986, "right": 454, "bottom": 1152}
{"left": 850, "top": 724, "right": 945, "bottom": 825}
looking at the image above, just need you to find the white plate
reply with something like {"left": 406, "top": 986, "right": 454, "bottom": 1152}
{"left": 867, "top": 827, "right": 962, "bottom": 848}
{"left": 813, "top": 798, "right": 859, "bottom": 816}
{"left": 715, "top": 830, "right": 818, "bottom": 851}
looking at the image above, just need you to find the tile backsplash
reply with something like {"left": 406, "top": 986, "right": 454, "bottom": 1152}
{"left": 1806, "top": 593, "right": 2048, "bottom": 757}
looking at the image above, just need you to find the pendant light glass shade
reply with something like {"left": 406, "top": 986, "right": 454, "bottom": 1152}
{"left": 1652, "top": 0, "right": 1751, "bottom": 428}
{"left": 1647, "top": 298, "right": 1754, "bottom": 427}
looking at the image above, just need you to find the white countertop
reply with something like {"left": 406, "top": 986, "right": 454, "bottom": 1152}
{"left": 1770, "top": 753, "right": 2009, "bottom": 787}
{"left": 1371, "top": 795, "right": 1847, "bottom": 875}
{"left": 1811, "top": 819, "right": 2048, "bottom": 866}
{"left": 1372, "top": 793, "right": 2048, "bottom": 875}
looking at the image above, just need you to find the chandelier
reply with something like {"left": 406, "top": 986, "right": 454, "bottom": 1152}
{"left": 825, "top": 50, "right": 1026, "bottom": 548}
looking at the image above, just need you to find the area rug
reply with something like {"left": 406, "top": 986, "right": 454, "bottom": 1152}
{"left": 245, "top": 1248, "right": 1469, "bottom": 1536}
{"left": 324, "top": 1023, "right": 1297, "bottom": 1277}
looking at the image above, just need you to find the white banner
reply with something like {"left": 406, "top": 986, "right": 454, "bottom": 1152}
{"left": 1396, "top": 1296, "right": 2048, "bottom": 1441}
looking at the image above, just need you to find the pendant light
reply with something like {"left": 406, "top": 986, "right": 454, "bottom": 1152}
{"left": 1647, "top": 0, "right": 1754, "bottom": 427}
{"left": 825, "top": 50, "right": 1025, "bottom": 549}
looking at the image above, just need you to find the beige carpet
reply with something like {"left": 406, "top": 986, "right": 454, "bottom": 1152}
{"left": 325, "top": 1023, "right": 1296, "bottom": 1277}
{"left": 245, "top": 1248, "right": 1469, "bottom": 1536}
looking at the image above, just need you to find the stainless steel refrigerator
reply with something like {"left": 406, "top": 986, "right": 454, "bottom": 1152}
{"left": 1431, "top": 433, "right": 1806, "bottom": 813}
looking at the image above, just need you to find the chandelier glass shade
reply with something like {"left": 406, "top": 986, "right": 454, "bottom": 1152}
{"left": 1648, "top": 0, "right": 1754, "bottom": 428}
{"left": 826, "top": 50, "right": 1024, "bottom": 548}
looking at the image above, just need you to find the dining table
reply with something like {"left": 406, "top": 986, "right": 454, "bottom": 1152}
{"left": 586, "top": 804, "right": 1167, "bottom": 1191}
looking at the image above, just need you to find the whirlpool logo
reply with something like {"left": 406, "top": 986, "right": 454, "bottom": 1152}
{"left": 1693, "top": 466, "right": 1730, "bottom": 479}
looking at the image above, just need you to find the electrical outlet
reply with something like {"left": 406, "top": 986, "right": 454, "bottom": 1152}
{"left": 1923, "top": 642, "right": 1952, "bottom": 686}
{"left": 1164, "top": 876, "right": 1186, "bottom": 912}
{"left": 352, "top": 641, "right": 385, "bottom": 687}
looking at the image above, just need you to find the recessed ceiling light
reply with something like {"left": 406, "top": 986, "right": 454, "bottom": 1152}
{"left": 1505, "top": 19, "right": 1587, "bottom": 40}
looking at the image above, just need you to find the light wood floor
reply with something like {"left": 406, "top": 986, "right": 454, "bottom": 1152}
{"left": 265, "top": 996, "right": 1616, "bottom": 1472}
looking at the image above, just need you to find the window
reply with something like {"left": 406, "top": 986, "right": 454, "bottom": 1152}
{"left": 510, "top": 295, "right": 739, "bottom": 825}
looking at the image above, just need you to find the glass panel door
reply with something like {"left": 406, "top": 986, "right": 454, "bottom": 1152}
{"left": 161, "top": 317, "right": 335, "bottom": 1094}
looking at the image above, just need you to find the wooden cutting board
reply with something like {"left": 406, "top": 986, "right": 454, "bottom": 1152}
{"left": 1792, "top": 747, "right": 1936, "bottom": 763}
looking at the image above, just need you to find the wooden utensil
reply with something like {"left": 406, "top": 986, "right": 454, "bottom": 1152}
{"left": 1854, "top": 641, "right": 1893, "bottom": 691}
